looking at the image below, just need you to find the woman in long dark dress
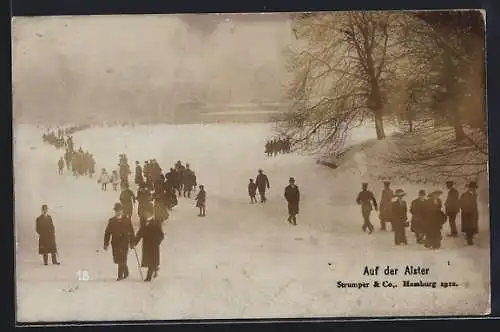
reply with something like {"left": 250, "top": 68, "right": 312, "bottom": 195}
{"left": 134, "top": 207, "right": 164, "bottom": 282}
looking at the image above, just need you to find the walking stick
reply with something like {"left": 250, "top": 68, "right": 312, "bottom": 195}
{"left": 129, "top": 216, "right": 144, "bottom": 281}
{"left": 132, "top": 246, "right": 144, "bottom": 281}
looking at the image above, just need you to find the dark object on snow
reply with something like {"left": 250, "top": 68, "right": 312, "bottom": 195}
{"left": 316, "top": 159, "right": 338, "bottom": 169}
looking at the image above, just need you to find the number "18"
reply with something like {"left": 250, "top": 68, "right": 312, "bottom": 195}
{"left": 76, "top": 269, "right": 90, "bottom": 281}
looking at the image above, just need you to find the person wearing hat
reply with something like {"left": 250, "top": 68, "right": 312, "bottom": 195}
{"left": 35, "top": 204, "right": 60, "bottom": 265}
{"left": 176, "top": 163, "right": 186, "bottom": 196}
{"left": 153, "top": 178, "right": 169, "bottom": 224}
{"left": 410, "top": 190, "right": 427, "bottom": 244}
{"left": 356, "top": 183, "right": 378, "bottom": 234}
{"left": 183, "top": 164, "right": 197, "bottom": 198}
{"left": 379, "top": 181, "right": 394, "bottom": 231}
{"left": 444, "top": 181, "right": 460, "bottom": 237}
{"left": 135, "top": 161, "right": 144, "bottom": 186}
{"left": 459, "top": 181, "right": 479, "bottom": 245}
{"left": 104, "top": 203, "right": 135, "bottom": 281}
{"left": 134, "top": 205, "right": 164, "bottom": 282}
{"left": 137, "top": 182, "right": 154, "bottom": 228}
{"left": 424, "top": 190, "right": 446, "bottom": 249}
{"left": 255, "top": 169, "right": 270, "bottom": 203}
{"left": 248, "top": 178, "right": 258, "bottom": 204}
{"left": 195, "top": 185, "right": 207, "bottom": 217}
{"left": 391, "top": 189, "right": 408, "bottom": 245}
{"left": 284, "top": 177, "right": 300, "bottom": 225}
{"left": 119, "top": 182, "right": 136, "bottom": 219}
{"left": 119, "top": 161, "right": 131, "bottom": 188}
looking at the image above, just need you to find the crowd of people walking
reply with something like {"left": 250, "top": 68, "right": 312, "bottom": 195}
{"left": 34, "top": 126, "right": 481, "bottom": 284}
{"left": 356, "top": 180, "right": 480, "bottom": 248}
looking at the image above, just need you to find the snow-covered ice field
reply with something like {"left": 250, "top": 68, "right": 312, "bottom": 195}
{"left": 14, "top": 123, "right": 490, "bottom": 322}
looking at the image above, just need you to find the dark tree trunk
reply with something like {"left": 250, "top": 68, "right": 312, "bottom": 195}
{"left": 374, "top": 110, "right": 386, "bottom": 140}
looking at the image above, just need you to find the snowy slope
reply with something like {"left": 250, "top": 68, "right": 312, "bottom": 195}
{"left": 14, "top": 123, "right": 490, "bottom": 322}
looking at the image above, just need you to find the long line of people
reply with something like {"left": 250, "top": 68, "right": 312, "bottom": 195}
{"left": 37, "top": 129, "right": 482, "bottom": 284}
{"left": 265, "top": 137, "right": 291, "bottom": 157}
{"left": 356, "top": 180, "right": 480, "bottom": 248}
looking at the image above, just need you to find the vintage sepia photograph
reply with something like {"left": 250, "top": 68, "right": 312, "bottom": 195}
{"left": 12, "top": 11, "right": 489, "bottom": 323}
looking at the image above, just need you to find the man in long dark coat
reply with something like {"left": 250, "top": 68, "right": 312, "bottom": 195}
{"left": 410, "top": 189, "right": 427, "bottom": 244}
{"left": 64, "top": 150, "right": 72, "bottom": 170}
{"left": 120, "top": 183, "right": 136, "bottom": 218}
{"left": 424, "top": 190, "right": 446, "bottom": 249}
{"left": 444, "top": 180, "right": 460, "bottom": 237}
{"left": 119, "top": 183, "right": 136, "bottom": 219}
{"left": 378, "top": 181, "right": 393, "bottom": 231}
{"left": 36, "top": 204, "right": 60, "bottom": 265}
{"left": 460, "top": 181, "right": 479, "bottom": 245}
{"left": 182, "top": 164, "right": 197, "bottom": 198}
{"left": 104, "top": 203, "right": 135, "bottom": 281}
{"left": 135, "top": 161, "right": 143, "bottom": 186}
{"left": 391, "top": 189, "right": 408, "bottom": 245}
{"left": 356, "top": 183, "right": 377, "bottom": 234}
{"left": 134, "top": 207, "right": 164, "bottom": 282}
{"left": 284, "top": 177, "right": 300, "bottom": 225}
{"left": 255, "top": 169, "right": 270, "bottom": 203}
{"left": 119, "top": 163, "right": 131, "bottom": 188}
{"left": 137, "top": 183, "right": 153, "bottom": 227}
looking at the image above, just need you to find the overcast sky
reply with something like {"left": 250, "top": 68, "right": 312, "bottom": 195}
{"left": 12, "top": 14, "right": 294, "bottom": 122}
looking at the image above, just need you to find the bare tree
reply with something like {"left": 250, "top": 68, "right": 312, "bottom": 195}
{"left": 278, "top": 11, "right": 422, "bottom": 155}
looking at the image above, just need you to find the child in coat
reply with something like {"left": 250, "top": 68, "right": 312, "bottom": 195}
{"left": 195, "top": 185, "right": 206, "bottom": 217}
{"left": 98, "top": 168, "right": 110, "bottom": 191}
{"left": 248, "top": 179, "right": 257, "bottom": 204}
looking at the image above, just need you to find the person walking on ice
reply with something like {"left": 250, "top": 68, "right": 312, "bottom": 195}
{"left": 378, "top": 181, "right": 393, "bottom": 231}
{"left": 134, "top": 206, "right": 164, "bottom": 282}
{"left": 459, "top": 181, "right": 479, "bottom": 246}
{"left": 57, "top": 157, "right": 64, "bottom": 175}
{"left": 195, "top": 185, "right": 206, "bottom": 217}
{"left": 98, "top": 168, "right": 110, "bottom": 191}
{"left": 111, "top": 170, "right": 120, "bottom": 192}
{"left": 424, "top": 190, "right": 446, "bottom": 249}
{"left": 391, "top": 189, "right": 408, "bottom": 245}
{"left": 356, "top": 182, "right": 377, "bottom": 234}
{"left": 119, "top": 183, "right": 136, "bottom": 219}
{"left": 410, "top": 189, "right": 427, "bottom": 244}
{"left": 444, "top": 180, "right": 460, "bottom": 237}
{"left": 36, "top": 204, "right": 60, "bottom": 265}
{"left": 248, "top": 178, "right": 257, "bottom": 204}
{"left": 284, "top": 177, "right": 300, "bottom": 226}
{"left": 255, "top": 169, "right": 270, "bottom": 203}
{"left": 103, "top": 203, "right": 135, "bottom": 281}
